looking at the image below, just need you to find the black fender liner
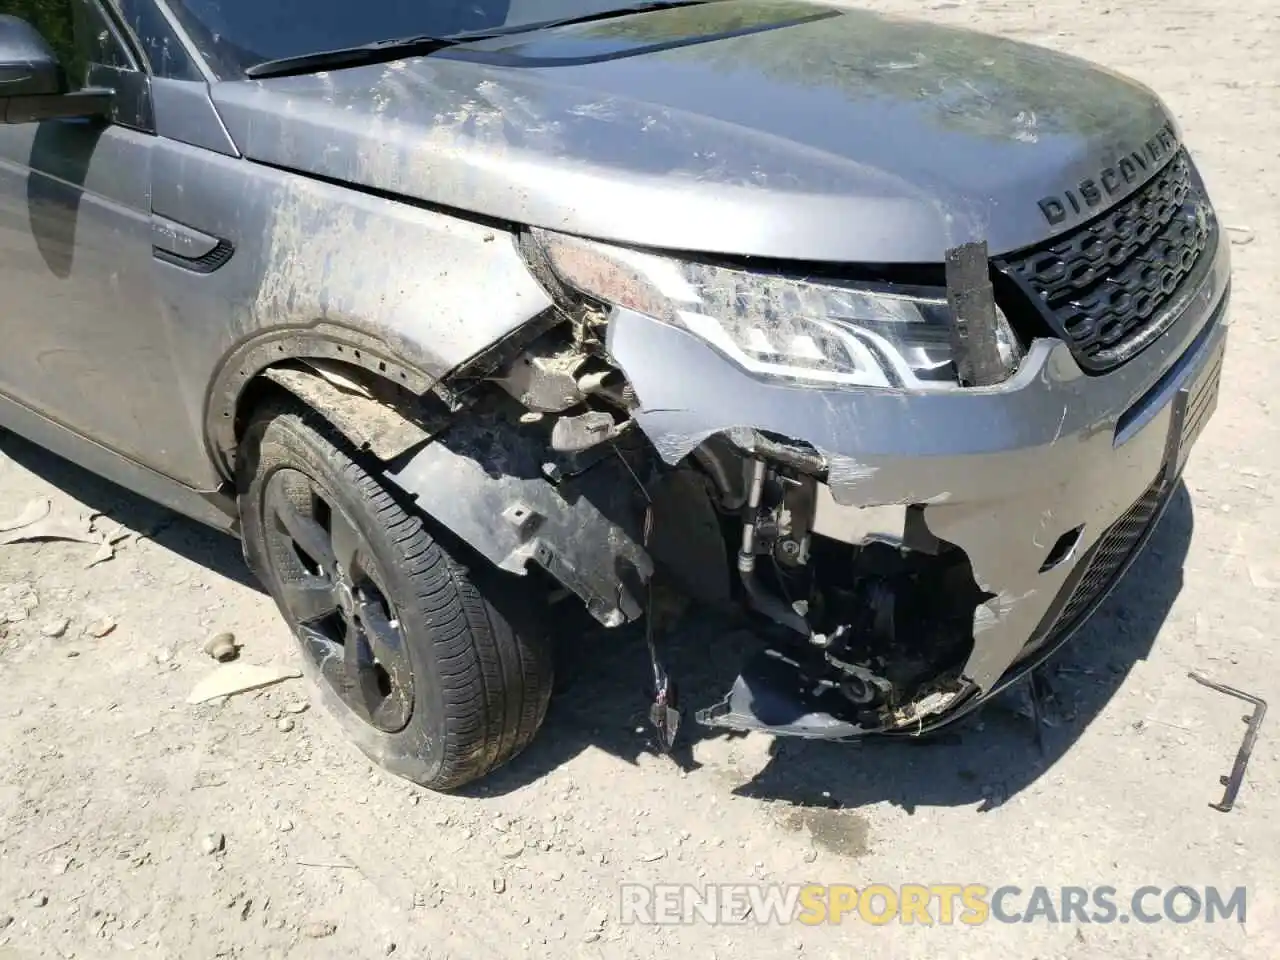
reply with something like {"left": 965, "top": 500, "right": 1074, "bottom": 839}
{"left": 256, "top": 365, "right": 653, "bottom": 628}
{"left": 207, "top": 324, "right": 436, "bottom": 480}
{"left": 384, "top": 416, "right": 654, "bottom": 628}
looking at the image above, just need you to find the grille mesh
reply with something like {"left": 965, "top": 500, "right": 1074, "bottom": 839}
{"left": 998, "top": 150, "right": 1214, "bottom": 371}
{"left": 1052, "top": 478, "right": 1164, "bottom": 633}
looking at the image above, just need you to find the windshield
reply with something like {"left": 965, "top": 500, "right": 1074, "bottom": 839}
{"left": 164, "top": 0, "right": 642, "bottom": 79}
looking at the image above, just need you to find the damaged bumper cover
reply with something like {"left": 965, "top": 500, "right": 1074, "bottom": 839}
{"left": 611, "top": 231, "right": 1231, "bottom": 733}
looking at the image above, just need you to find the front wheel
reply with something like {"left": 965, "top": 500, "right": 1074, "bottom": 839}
{"left": 237, "top": 401, "right": 553, "bottom": 791}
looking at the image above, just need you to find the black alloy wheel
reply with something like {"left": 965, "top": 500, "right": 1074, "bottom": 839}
{"left": 262, "top": 468, "right": 414, "bottom": 733}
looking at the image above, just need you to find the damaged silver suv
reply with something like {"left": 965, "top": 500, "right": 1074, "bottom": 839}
{"left": 0, "top": 0, "right": 1228, "bottom": 788}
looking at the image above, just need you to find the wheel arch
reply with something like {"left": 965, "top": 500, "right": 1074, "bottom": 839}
{"left": 205, "top": 324, "right": 438, "bottom": 481}
{"left": 217, "top": 323, "right": 657, "bottom": 632}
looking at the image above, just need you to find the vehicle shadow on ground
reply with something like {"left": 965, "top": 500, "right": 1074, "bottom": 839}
{"left": 0, "top": 430, "right": 261, "bottom": 592}
{"left": 475, "top": 482, "right": 1194, "bottom": 813}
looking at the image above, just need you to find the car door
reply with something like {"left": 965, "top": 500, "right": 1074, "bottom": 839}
{"left": 0, "top": 0, "right": 194, "bottom": 478}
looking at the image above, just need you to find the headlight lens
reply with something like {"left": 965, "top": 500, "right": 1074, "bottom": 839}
{"left": 529, "top": 228, "right": 1022, "bottom": 390}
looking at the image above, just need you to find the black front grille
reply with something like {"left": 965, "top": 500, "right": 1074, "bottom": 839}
{"left": 998, "top": 150, "right": 1215, "bottom": 372}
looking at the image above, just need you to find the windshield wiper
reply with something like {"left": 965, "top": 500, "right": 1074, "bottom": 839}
{"left": 244, "top": 0, "right": 722, "bottom": 80}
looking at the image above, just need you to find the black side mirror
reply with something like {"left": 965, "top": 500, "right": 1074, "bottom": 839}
{"left": 0, "top": 15, "right": 112, "bottom": 124}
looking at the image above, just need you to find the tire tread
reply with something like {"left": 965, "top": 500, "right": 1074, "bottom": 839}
{"left": 238, "top": 400, "right": 551, "bottom": 790}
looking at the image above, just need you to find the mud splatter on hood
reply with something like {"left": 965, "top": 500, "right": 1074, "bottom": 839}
{"left": 210, "top": 0, "right": 1174, "bottom": 263}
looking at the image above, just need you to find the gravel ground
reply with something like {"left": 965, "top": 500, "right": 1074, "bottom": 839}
{"left": 1, "top": 1, "right": 1278, "bottom": 957}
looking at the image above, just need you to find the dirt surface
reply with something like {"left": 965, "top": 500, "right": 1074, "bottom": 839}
{"left": 2, "top": 1, "right": 1278, "bottom": 957}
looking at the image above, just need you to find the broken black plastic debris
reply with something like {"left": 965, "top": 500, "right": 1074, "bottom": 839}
{"left": 696, "top": 648, "right": 885, "bottom": 740}
{"left": 944, "top": 240, "right": 1007, "bottom": 387}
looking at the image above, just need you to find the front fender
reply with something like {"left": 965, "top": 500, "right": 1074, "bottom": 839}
{"left": 147, "top": 139, "right": 553, "bottom": 484}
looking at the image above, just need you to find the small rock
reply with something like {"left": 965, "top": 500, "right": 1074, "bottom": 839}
{"left": 492, "top": 876, "right": 507, "bottom": 894}
{"left": 302, "top": 921, "right": 337, "bottom": 939}
{"left": 586, "top": 905, "right": 609, "bottom": 931}
{"left": 278, "top": 819, "right": 294, "bottom": 833}
{"left": 154, "top": 646, "right": 173, "bottom": 664}
{"left": 284, "top": 701, "right": 310, "bottom": 715}
{"left": 498, "top": 836, "right": 525, "bottom": 859}
{"left": 276, "top": 718, "right": 295, "bottom": 733}
{"left": 40, "top": 618, "right": 69, "bottom": 638}
{"left": 583, "top": 932, "right": 601, "bottom": 943}
{"left": 53, "top": 858, "right": 73, "bottom": 876}
{"left": 200, "top": 832, "right": 225, "bottom": 856}
{"left": 29, "top": 893, "right": 48, "bottom": 908}
{"left": 383, "top": 939, "right": 397, "bottom": 955}
{"left": 1226, "top": 225, "right": 1255, "bottom": 245}
{"left": 638, "top": 850, "right": 666, "bottom": 863}
{"left": 203, "top": 632, "right": 240, "bottom": 663}
{"left": 264, "top": 705, "right": 282, "bottom": 720}
{"left": 802, "top": 848, "right": 818, "bottom": 864}
{"left": 83, "top": 617, "right": 116, "bottom": 639}
{"left": 65, "top": 649, "right": 80, "bottom": 659}
{"left": 0, "top": 913, "right": 12, "bottom": 929}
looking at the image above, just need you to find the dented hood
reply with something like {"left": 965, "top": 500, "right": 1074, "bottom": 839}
{"left": 210, "top": 0, "right": 1178, "bottom": 263}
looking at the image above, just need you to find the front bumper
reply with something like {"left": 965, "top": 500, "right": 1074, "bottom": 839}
{"left": 607, "top": 229, "right": 1231, "bottom": 718}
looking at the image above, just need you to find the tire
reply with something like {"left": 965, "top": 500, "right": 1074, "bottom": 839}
{"left": 236, "top": 400, "right": 553, "bottom": 791}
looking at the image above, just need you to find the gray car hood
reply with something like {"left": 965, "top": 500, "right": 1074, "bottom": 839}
{"left": 210, "top": 0, "right": 1177, "bottom": 263}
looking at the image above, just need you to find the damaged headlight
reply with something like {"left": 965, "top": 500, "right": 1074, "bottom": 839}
{"left": 529, "top": 228, "right": 1022, "bottom": 390}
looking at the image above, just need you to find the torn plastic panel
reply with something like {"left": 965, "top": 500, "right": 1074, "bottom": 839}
{"left": 696, "top": 646, "right": 974, "bottom": 740}
{"left": 254, "top": 354, "right": 658, "bottom": 628}
{"left": 372, "top": 224, "right": 1223, "bottom": 745}
{"left": 597, "top": 233, "right": 1229, "bottom": 738}
{"left": 513, "top": 234, "right": 1043, "bottom": 734}
{"left": 326, "top": 293, "right": 996, "bottom": 735}
{"left": 383, "top": 402, "right": 655, "bottom": 627}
